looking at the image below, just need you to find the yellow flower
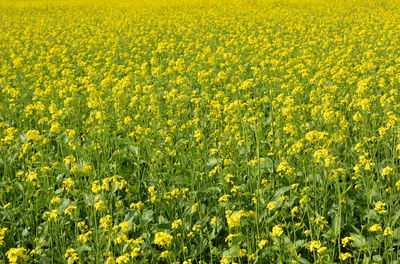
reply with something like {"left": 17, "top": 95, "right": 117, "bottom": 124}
{"left": 316, "top": 216, "right": 328, "bottom": 228}
{"left": 271, "top": 225, "right": 284, "bottom": 237}
{"left": 353, "top": 112, "right": 362, "bottom": 122}
{"left": 78, "top": 231, "right": 92, "bottom": 244}
{"left": 50, "top": 196, "right": 61, "bottom": 204}
{"left": 340, "top": 252, "right": 352, "bottom": 261}
{"left": 396, "top": 181, "right": 400, "bottom": 191}
{"left": 131, "top": 247, "right": 141, "bottom": 258}
{"left": 119, "top": 221, "right": 129, "bottom": 232}
{"left": 172, "top": 219, "right": 182, "bottom": 229}
{"left": 30, "top": 248, "right": 42, "bottom": 255}
{"left": 130, "top": 201, "right": 144, "bottom": 209}
{"left": 248, "top": 253, "right": 256, "bottom": 261}
{"left": 100, "top": 215, "right": 112, "bottom": 231}
{"left": 50, "top": 121, "right": 61, "bottom": 133}
{"left": 369, "top": 224, "right": 383, "bottom": 232}
{"left": 374, "top": 201, "right": 386, "bottom": 214}
{"left": 26, "top": 171, "right": 38, "bottom": 182}
{"left": 218, "top": 194, "right": 230, "bottom": 204}
{"left": 291, "top": 206, "right": 299, "bottom": 217}
{"left": 131, "top": 237, "right": 144, "bottom": 245}
{"left": 105, "top": 257, "right": 115, "bottom": 264}
{"left": 45, "top": 209, "right": 60, "bottom": 222}
{"left": 384, "top": 227, "right": 393, "bottom": 236}
{"left": 192, "top": 224, "right": 201, "bottom": 232}
{"left": 160, "top": 250, "right": 169, "bottom": 258}
{"left": 224, "top": 173, "right": 234, "bottom": 184}
{"left": 317, "top": 247, "right": 327, "bottom": 254}
{"left": 267, "top": 201, "right": 276, "bottom": 211}
{"left": 307, "top": 240, "right": 321, "bottom": 252}
{"left": 220, "top": 256, "right": 231, "bottom": 264}
{"left": 115, "top": 200, "right": 123, "bottom": 208}
{"left": 154, "top": 232, "right": 173, "bottom": 248}
{"left": 26, "top": 130, "right": 42, "bottom": 142}
{"left": 258, "top": 239, "right": 268, "bottom": 249}
{"left": 226, "top": 211, "right": 241, "bottom": 228}
{"left": 6, "top": 248, "right": 28, "bottom": 264}
{"left": 94, "top": 200, "right": 107, "bottom": 211}
{"left": 78, "top": 221, "right": 88, "bottom": 231}
{"left": 81, "top": 164, "right": 92, "bottom": 173}
{"left": 62, "top": 178, "right": 75, "bottom": 191}
{"left": 63, "top": 155, "right": 76, "bottom": 166}
{"left": 381, "top": 166, "right": 394, "bottom": 177}
{"left": 115, "top": 253, "right": 130, "bottom": 264}
{"left": 0, "top": 227, "right": 8, "bottom": 245}
{"left": 223, "top": 158, "right": 232, "bottom": 166}
{"left": 341, "top": 236, "right": 354, "bottom": 247}
{"left": 276, "top": 161, "right": 294, "bottom": 175}
{"left": 2, "top": 127, "right": 17, "bottom": 145}
{"left": 210, "top": 216, "right": 217, "bottom": 225}
{"left": 190, "top": 203, "right": 199, "bottom": 214}
{"left": 65, "top": 248, "right": 79, "bottom": 264}
{"left": 278, "top": 196, "right": 288, "bottom": 202}
{"left": 64, "top": 205, "right": 77, "bottom": 216}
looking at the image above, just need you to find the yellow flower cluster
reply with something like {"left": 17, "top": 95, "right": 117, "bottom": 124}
{"left": 154, "top": 232, "right": 173, "bottom": 248}
{"left": 64, "top": 248, "right": 79, "bottom": 264}
{"left": 1, "top": 0, "right": 400, "bottom": 262}
{"left": 6, "top": 248, "right": 28, "bottom": 264}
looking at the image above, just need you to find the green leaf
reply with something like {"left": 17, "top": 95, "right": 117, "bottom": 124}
{"left": 297, "top": 258, "right": 312, "bottom": 264}
{"left": 363, "top": 209, "right": 377, "bottom": 221}
{"left": 391, "top": 210, "right": 400, "bottom": 226}
{"left": 273, "top": 186, "right": 291, "bottom": 200}
{"left": 222, "top": 245, "right": 240, "bottom": 258}
{"left": 294, "top": 239, "right": 305, "bottom": 248}
{"left": 77, "top": 245, "right": 91, "bottom": 252}
{"left": 59, "top": 199, "right": 71, "bottom": 211}
{"left": 391, "top": 228, "right": 400, "bottom": 240}
{"left": 15, "top": 182, "right": 24, "bottom": 192}
{"left": 174, "top": 176, "right": 190, "bottom": 185}
{"left": 158, "top": 215, "right": 168, "bottom": 224}
{"left": 350, "top": 233, "right": 367, "bottom": 249}
{"left": 263, "top": 157, "right": 274, "bottom": 172}
{"left": 206, "top": 187, "right": 221, "bottom": 193}
{"left": 332, "top": 214, "right": 341, "bottom": 236}
{"left": 205, "top": 158, "right": 221, "bottom": 168}
{"left": 22, "top": 228, "right": 29, "bottom": 237}
{"left": 210, "top": 247, "right": 219, "bottom": 255}
{"left": 142, "top": 210, "right": 154, "bottom": 224}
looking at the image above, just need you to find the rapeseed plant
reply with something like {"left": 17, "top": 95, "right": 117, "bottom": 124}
{"left": 1, "top": 0, "right": 400, "bottom": 262}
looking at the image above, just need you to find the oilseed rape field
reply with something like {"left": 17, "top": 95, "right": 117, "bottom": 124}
{"left": 1, "top": 0, "right": 400, "bottom": 263}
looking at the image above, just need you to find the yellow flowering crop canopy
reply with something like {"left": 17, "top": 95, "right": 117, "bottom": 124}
{"left": 0, "top": 0, "right": 400, "bottom": 263}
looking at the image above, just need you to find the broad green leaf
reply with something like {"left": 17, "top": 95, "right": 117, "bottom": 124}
{"left": 222, "top": 245, "right": 240, "bottom": 258}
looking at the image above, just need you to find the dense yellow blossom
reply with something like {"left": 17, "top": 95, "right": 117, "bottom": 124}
{"left": 271, "top": 225, "right": 284, "bottom": 237}
{"left": 369, "top": 224, "right": 383, "bottom": 232}
{"left": 374, "top": 201, "right": 387, "bottom": 214}
{"left": 267, "top": 201, "right": 276, "bottom": 211}
{"left": 1, "top": 0, "right": 400, "bottom": 262}
{"left": 6, "top": 248, "right": 28, "bottom": 264}
{"left": 384, "top": 227, "right": 393, "bottom": 236}
{"left": 341, "top": 237, "right": 354, "bottom": 247}
{"left": 340, "top": 252, "right": 352, "bottom": 261}
{"left": 65, "top": 248, "right": 79, "bottom": 264}
{"left": 154, "top": 232, "right": 173, "bottom": 248}
{"left": 307, "top": 240, "right": 322, "bottom": 252}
